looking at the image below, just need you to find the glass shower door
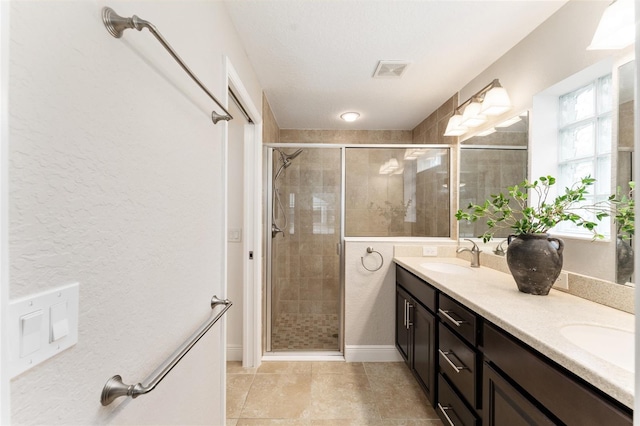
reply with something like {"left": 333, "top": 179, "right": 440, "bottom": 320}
{"left": 268, "top": 147, "right": 342, "bottom": 352}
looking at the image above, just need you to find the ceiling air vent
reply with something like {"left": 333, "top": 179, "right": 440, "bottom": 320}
{"left": 373, "top": 60, "right": 410, "bottom": 78}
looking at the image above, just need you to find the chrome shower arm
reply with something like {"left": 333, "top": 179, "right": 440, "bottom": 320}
{"left": 102, "top": 7, "right": 233, "bottom": 124}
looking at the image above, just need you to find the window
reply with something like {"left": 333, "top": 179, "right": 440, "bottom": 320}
{"left": 556, "top": 74, "right": 612, "bottom": 237}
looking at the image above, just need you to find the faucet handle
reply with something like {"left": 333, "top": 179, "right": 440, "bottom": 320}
{"left": 493, "top": 239, "right": 507, "bottom": 256}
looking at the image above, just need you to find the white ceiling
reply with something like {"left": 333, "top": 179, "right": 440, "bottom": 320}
{"left": 224, "top": 0, "right": 568, "bottom": 131}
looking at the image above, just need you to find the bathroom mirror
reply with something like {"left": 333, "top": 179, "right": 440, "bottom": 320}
{"left": 458, "top": 113, "right": 529, "bottom": 243}
{"left": 616, "top": 59, "right": 634, "bottom": 284}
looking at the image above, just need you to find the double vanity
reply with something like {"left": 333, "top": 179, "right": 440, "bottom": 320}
{"left": 394, "top": 256, "right": 634, "bottom": 425}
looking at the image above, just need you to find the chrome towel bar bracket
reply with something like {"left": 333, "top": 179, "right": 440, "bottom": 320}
{"left": 101, "top": 7, "right": 233, "bottom": 124}
{"left": 100, "top": 295, "right": 232, "bottom": 406}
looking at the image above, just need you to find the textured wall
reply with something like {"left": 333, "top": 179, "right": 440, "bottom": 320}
{"left": 8, "top": 1, "right": 261, "bottom": 424}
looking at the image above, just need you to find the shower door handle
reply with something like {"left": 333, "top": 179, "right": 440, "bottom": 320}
{"left": 336, "top": 242, "right": 341, "bottom": 256}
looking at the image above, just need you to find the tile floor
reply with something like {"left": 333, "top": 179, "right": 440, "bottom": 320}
{"left": 226, "top": 361, "right": 444, "bottom": 425}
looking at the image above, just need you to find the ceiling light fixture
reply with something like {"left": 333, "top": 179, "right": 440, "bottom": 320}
{"left": 588, "top": 0, "right": 635, "bottom": 50}
{"left": 443, "top": 79, "right": 511, "bottom": 137}
{"left": 340, "top": 112, "right": 360, "bottom": 122}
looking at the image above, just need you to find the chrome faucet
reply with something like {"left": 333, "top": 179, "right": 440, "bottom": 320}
{"left": 457, "top": 238, "right": 481, "bottom": 267}
{"left": 493, "top": 239, "right": 507, "bottom": 256}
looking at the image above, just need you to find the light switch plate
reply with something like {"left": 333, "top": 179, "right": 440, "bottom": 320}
{"left": 228, "top": 228, "right": 242, "bottom": 242}
{"left": 8, "top": 283, "right": 79, "bottom": 378}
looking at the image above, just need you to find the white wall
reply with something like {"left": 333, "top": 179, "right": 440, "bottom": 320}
{"left": 226, "top": 100, "right": 244, "bottom": 361}
{"left": 344, "top": 240, "right": 456, "bottom": 361}
{"left": 7, "top": 1, "right": 261, "bottom": 424}
{"left": 459, "top": 0, "right": 632, "bottom": 281}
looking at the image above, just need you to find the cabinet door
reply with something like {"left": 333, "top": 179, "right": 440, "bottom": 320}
{"left": 483, "top": 363, "right": 556, "bottom": 426}
{"left": 412, "top": 301, "right": 436, "bottom": 405}
{"left": 396, "top": 286, "right": 410, "bottom": 362}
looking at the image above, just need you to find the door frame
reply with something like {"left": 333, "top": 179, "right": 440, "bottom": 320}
{"left": 0, "top": 2, "right": 10, "bottom": 422}
{"left": 223, "top": 57, "right": 263, "bottom": 370}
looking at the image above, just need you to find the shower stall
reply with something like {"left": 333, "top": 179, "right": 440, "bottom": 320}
{"left": 264, "top": 144, "right": 452, "bottom": 354}
{"left": 266, "top": 146, "right": 343, "bottom": 353}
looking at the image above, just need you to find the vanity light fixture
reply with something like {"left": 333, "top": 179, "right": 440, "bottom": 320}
{"left": 444, "top": 79, "right": 512, "bottom": 137}
{"left": 404, "top": 148, "right": 429, "bottom": 160}
{"left": 443, "top": 113, "right": 468, "bottom": 136}
{"left": 461, "top": 98, "right": 487, "bottom": 127}
{"left": 379, "top": 158, "right": 400, "bottom": 175}
{"left": 588, "top": 0, "right": 635, "bottom": 50}
{"left": 340, "top": 112, "right": 360, "bottom": 122}
{"left": 481, "top": 82, "right": 512, "bottom": 115}
{"left": 477, "top": 128, "right": 496, "bottom": 137}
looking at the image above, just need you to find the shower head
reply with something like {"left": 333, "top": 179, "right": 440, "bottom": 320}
{"left": 276, "top": 148, "right": 304, "bottom": 166}
{"left": 284, "top": 149, "right": 303, "bottom": 161}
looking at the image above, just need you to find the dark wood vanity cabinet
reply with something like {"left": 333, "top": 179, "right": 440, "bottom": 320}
{"left": 483, "top": 323, "right": 632, "bottom": 426}
{"left": 395, "top": 265, "right": 437, "bottom": 405}
{"left": 394, "top": 263, "right": 633, "bottom": 426}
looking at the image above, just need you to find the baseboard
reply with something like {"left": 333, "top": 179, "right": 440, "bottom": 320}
{"left": 227, "top": 345, "right": 242, "bottom": 361}
{"left": 344, "top": 345, "right": 404, "bottom": 362}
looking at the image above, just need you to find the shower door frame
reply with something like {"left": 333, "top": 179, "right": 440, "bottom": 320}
{"left": 265, "top": 144, "right": 346, "bottom": 355}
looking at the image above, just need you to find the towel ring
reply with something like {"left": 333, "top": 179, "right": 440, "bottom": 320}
{"left": 361, "top": 247, "right": 384, "bottom": 272}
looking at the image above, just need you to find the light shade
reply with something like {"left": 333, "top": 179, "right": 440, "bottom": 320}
{"left": 588, "top": 0, "right": 635, "bottom": 50}
{"left": 477, "top": 128, "right": 496, "bottom": 137}
{"left": 481, "top": 86, "right": 512, "bottom": 116}
{"left": 461, "top": 101, "right": 486, "bottom": 127}
{"left": 379, "top": 158, "right": 400, "bottom": 175}
{"left": 340, "top": 112, "right": 360, "bottom": 122}
{"left": 443, "top": 113, "right": 467, "bottom": 136}
{"left": 495, "top": 116, "right": 522, "bottom": 128}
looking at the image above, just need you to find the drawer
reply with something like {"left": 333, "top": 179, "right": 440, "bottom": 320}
{"left": 439, "top": 322, "right": 478, "bottom": 408}
{"left": 438, "top": 293, "right": 478, "bottom": 346}
{"left": 437, "top": 374, "right": 479, "bottom": 426}
{"left": 396, "top": 265, "right": 436, "bottom": 312}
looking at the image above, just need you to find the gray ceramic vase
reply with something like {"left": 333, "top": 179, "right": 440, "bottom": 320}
{"left": 506, "top": 233, "right": 564, "bottom": 296}
{"left": 616, "top": 236, "right": 634, "bottom": 284}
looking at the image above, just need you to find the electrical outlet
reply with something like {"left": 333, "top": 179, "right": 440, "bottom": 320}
{"left": 553, "top": 271, "right": 569, "bottom": 290}
{"left": 422, "top": 246, "right": 438, "bottom": 257}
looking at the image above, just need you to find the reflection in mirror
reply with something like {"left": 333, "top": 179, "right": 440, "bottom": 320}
{"left": 345, "top": 147, "right": 450, "bottom": 237}
{"left": 616, "top": 60, "right": 634, "bottom": 284}
{"left": 458, "top": 113, "right": 529, "bottom": 245}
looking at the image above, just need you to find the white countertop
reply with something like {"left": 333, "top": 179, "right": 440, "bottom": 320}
{"left": 394, "top": 256, "right": 635, "bottom": 409}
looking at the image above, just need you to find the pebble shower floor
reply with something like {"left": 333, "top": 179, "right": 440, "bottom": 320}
{"left": 272, "top": 313, "right": 339, "bottom": 350}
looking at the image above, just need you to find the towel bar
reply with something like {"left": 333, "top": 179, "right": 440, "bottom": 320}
{"left": 100, "top": 295, "right": 232, "bottom": 406}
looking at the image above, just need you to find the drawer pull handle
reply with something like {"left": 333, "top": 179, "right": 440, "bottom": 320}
{"left": 439, "top": 349, "right": 468, "bottom": 373}
{"left": 437, "top": 402, "right": 457, "bottom": 426}
{"left": 438, "top": 308, "right": 467, "bottom": 327}
{"left": 403, "top": 300, "right": 407, "bottom": 327}
{"left": 407, "top": 303, "right": 413, "bottom": 328}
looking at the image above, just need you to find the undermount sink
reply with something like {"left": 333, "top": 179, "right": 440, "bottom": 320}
{"left": 420, "top": 262, "right": 473, "bottom": 275}
{"left": 560, "top": 324, "right": 634, "bottom": 372}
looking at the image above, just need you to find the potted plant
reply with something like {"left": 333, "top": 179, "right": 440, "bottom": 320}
{"left": 599, "top": 183, "right": 634, "bottom": 284}
{"left": 455, "top": 176, "right": 606, "bottom": 295}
